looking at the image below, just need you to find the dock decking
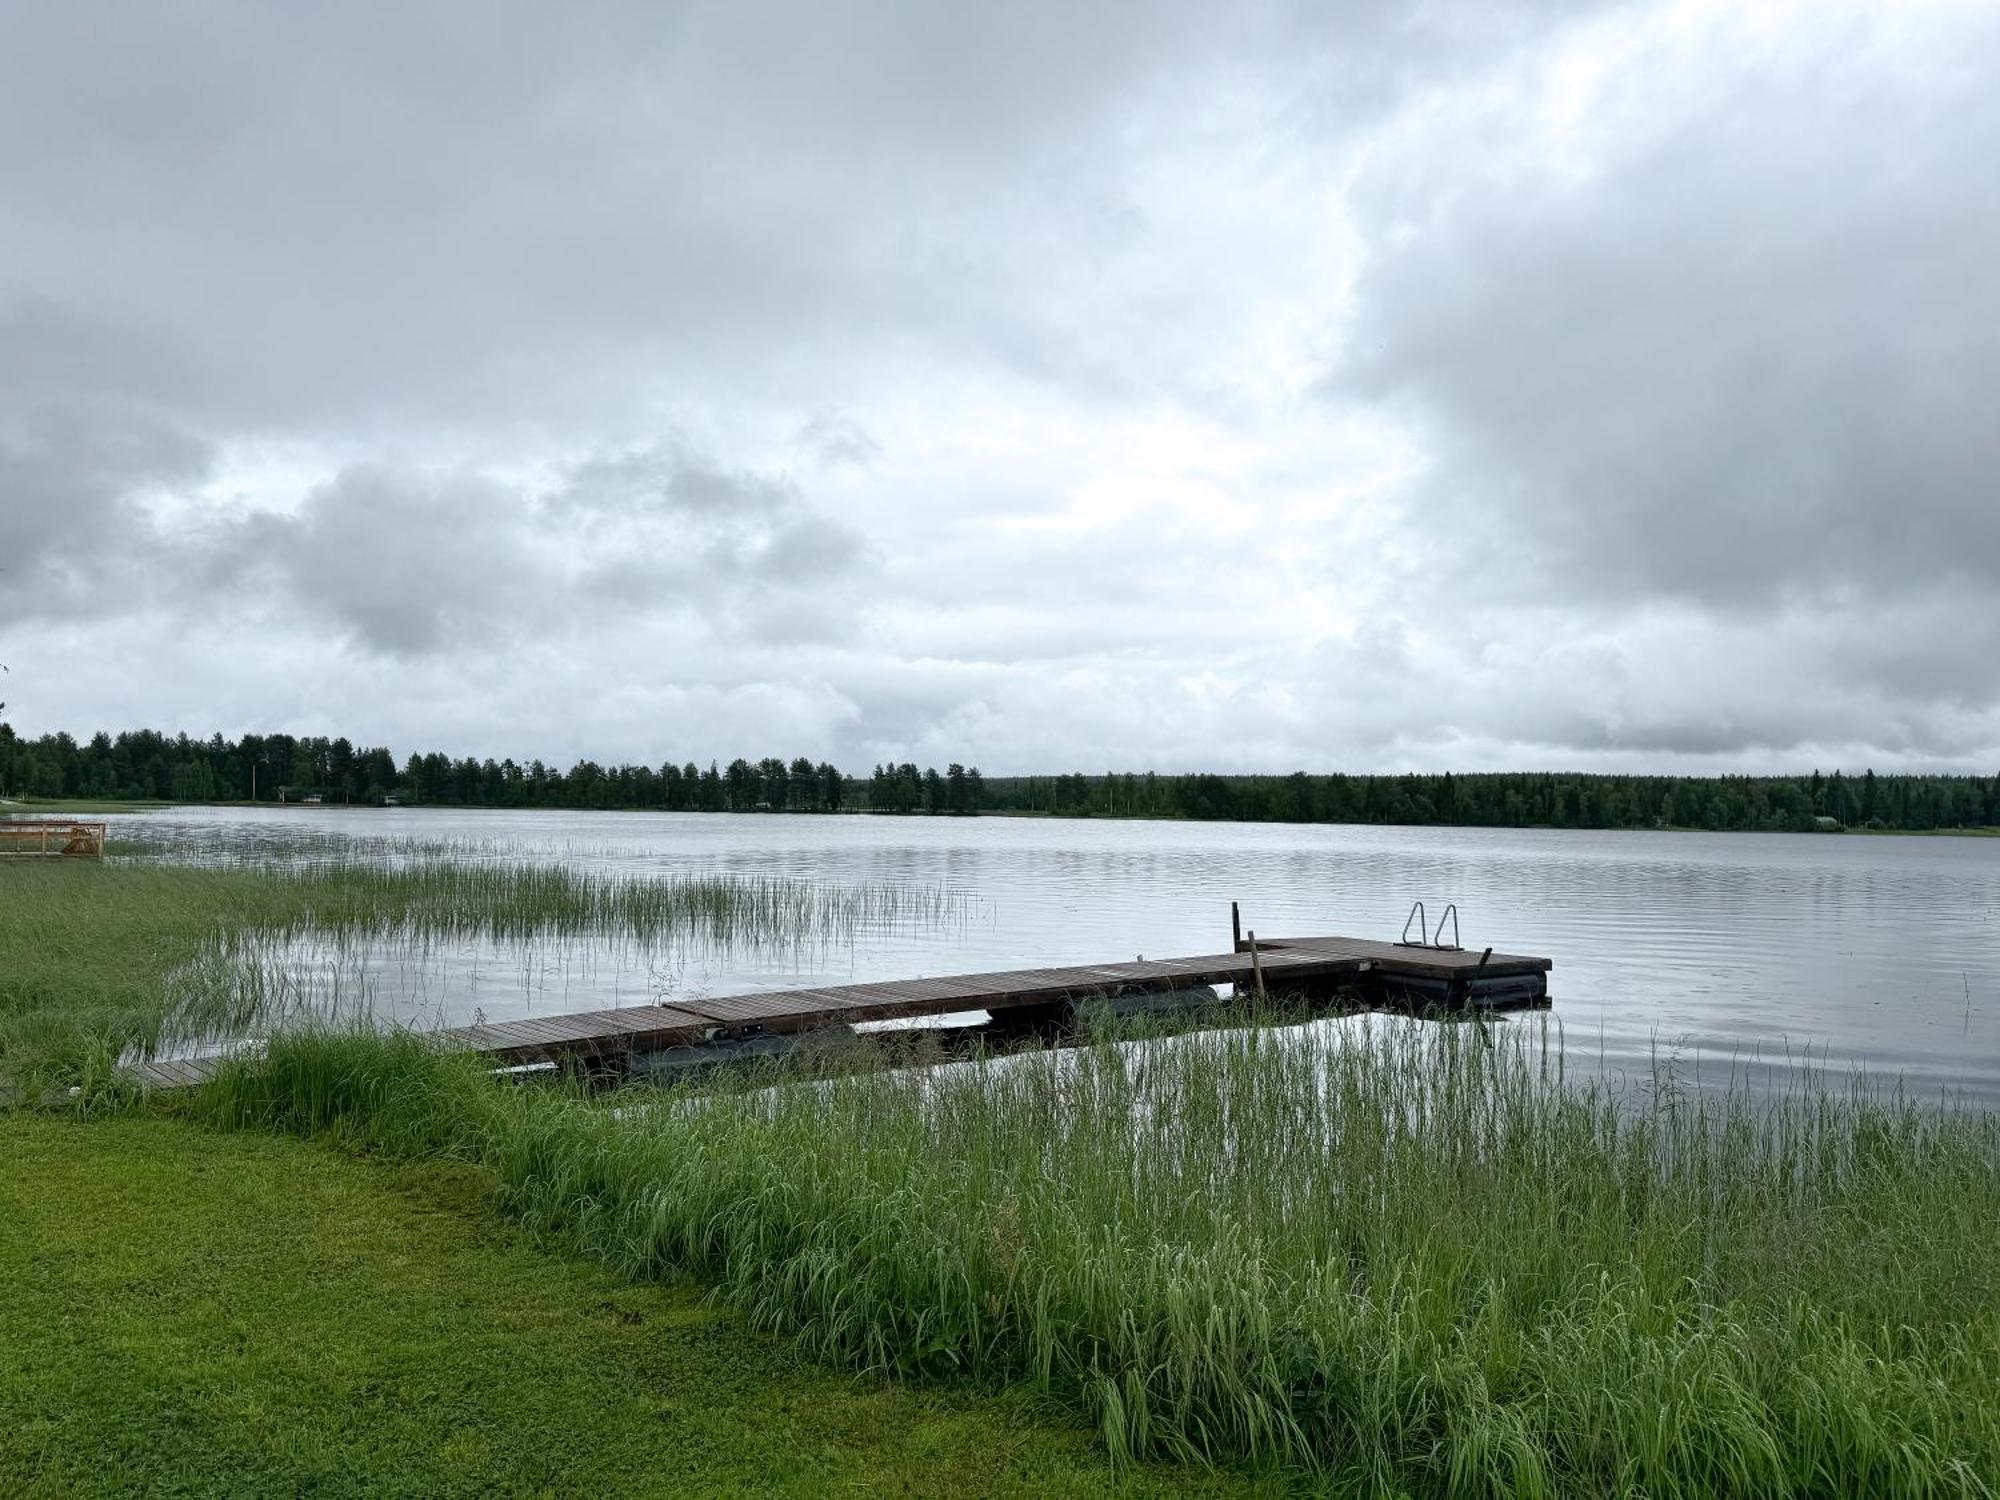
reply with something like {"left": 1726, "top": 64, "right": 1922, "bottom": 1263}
{"left": 122, "top": 933, "right": 1551, "bottom": 1091}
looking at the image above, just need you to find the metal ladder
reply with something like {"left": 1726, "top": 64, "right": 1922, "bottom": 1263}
{"left": 1398, "top": 900, "right": 1463, "bottom": 951}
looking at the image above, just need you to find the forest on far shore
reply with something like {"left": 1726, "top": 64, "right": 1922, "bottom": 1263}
{"left": 2, "top": 724, "right": 1997, "bottom": 833}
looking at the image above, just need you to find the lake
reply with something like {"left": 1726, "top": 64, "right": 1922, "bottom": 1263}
{"left": 111, "top": 805, "right": 2000, "bottom": 1100}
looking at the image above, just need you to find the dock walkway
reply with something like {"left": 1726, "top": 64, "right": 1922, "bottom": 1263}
{"left": 123, "top": 933, "right": 1551, "bottom": 1091}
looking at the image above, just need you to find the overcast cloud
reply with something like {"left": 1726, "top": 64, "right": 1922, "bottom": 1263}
{"left": 3, "top": 0, "right": 1996, "bottom": 773}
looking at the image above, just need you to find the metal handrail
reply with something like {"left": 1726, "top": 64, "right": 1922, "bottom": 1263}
{"left": 1435, "top": 903, "right": 1462, "bottom": 951}
{"left": 1399, "top": 901, "right": 1427, "bottom": 947}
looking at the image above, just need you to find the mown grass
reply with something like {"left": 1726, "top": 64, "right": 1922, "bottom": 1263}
{"left": 196, "top": 1023, "right": 2000, "bottom": 1497}
{"left": 0, "top": 1111, "right": 1254, "bottom": 1498}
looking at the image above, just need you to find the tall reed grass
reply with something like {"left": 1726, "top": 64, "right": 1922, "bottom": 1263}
{"left": 1, "top": 858, "right": 966, "bottom": 1087}
{"left": 229, "top": 859, "right": 970, "bottom": 945}
{"left": 200, "top": 1017, "right": 2000, "bottom": 1495}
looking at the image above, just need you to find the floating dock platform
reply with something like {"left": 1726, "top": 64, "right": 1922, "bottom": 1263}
{"left": 122, "top": 919, "right": 1551, "bottom": 1092}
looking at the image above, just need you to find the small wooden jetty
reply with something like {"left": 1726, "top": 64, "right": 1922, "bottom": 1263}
{"left": 0, "top": 818, "right": 107, "bottom": 858}
{"left": 123, "top": 915, "right": 1551, "bottom": 1091}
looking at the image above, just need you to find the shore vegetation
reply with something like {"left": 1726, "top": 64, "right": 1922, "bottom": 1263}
{"left": 6, "top": 848, "right": 1997, "bottom": 1494}
{"left": 195, "top": 1019, "right": 2000, "bottom": 1495}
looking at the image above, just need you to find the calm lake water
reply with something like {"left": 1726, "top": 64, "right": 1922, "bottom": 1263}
{"left": 113, "top": 806, "right": 2000, "bottom": 1101}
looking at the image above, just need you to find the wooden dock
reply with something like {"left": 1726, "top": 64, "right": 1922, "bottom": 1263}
{"left": 0, "top": 818, "right": 108, "bottom": 858}
{"left": 122, "top": 930, "right": 1551, "bottom": 1092}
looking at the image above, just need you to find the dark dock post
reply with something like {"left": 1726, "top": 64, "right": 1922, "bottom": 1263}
{"left": 1247, "top": 931, "right": 1267, "bottom": 1002}
{"left": 1231, "top": 901, "right": 1242, "bottom": 951}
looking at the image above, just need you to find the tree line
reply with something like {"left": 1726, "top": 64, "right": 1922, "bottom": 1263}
{"left": 0, "top": 729, "right": 856, "bottom": 813}
{"left": 867, "top": 762, "right": 986, "bottom": 814}
{"left": 982, "top": 769, "right": 2000, "bottom": 832}
{"left": 2, "top": 724, "right": 1996, "bottom": 832}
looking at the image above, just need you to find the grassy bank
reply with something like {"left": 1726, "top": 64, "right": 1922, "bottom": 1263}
{"left": 198, "top": 1022, "right": 2000, "bottom": 1495}
{"left": 0, "top": 1112, "right": 1246, "bottom": 1498}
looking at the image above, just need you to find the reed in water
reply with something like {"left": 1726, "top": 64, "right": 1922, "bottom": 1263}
{"left": 0, "top": 857, "right": 966, "bottom": 1087}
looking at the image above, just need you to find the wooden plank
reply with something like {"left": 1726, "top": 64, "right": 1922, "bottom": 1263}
{"left": 816, "top": 982, "right": 913, "bottom": 1004}
{"left": 900, "top": 975, "right": 1011, "bottom": 997}
{"left": 450, "top": 1004, "right": 713, "bottom": 1058}
{"left": 539, "top": 1005, "right": 708, "bottom": 1037}
{"left": 670, "top": 993, "right": 806, "bottom": 1024}
{"left": 130, "top": 1055, "right": 225, "bottom": 1090}
{"left": 495, "top": 1018, "right": 567, "bottom": 1044}
{"left": 127, "top": 1060, "right": 175, "bottom": 1088}
{"left": 513, "top": 1012, "right": 621, "bottom": 1040}
{"left": 771, "top": 986, "right": 880, "bottom": 1012}
{"left": 644, "top": 1004, "right": 752, "bottom": 1032}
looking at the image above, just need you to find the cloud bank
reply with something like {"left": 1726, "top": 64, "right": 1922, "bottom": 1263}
{"left": 3, "top": 0, "right": 1995, "bottom": 772}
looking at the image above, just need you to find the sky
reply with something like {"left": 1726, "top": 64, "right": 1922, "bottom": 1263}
{"left": 4, "top": 0, "right": 1997, "bottom": 775}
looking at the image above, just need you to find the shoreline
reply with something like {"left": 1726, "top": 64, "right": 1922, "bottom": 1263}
{"left": 11, "top": 796, "right": 1999, "bottom": 839}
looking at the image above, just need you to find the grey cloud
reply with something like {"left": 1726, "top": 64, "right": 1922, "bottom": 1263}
{"left": 1823, "top": 601, "right": 2000, "bottom": 711}
{"left": 221, "top": 448, "right": 872, "bottom": 656}
{"left": 0, "top": 402, "right": 212, "bottom": 622}
{"left": 1290, "top": 600, "right": 2000, "bottom": 768}
{"left": 5, "top": 1, "right": 1997, "bottom": 772}
{"left": 752, "top": 515, "right": 867, "bottom": 583}
{"left": 1334, "top": 6, "right": 2000, "bottom": 612}
{"left": 730, "top": 596, "right": 863, "bottom": 649}
{"left": 4, "top": 3, "right": 1217, "bottom": 433}
{"left": 557, "top": 441, "right": 870, "bottom": 611}
{"left": 0, "top": 2, "right": 1609, "bottom": 440}
{"left": 0, "top": 299, "right": 197, "bottom": 409}
{"left": 0, "top": 298, "right": 212, "bottom": 621}
{"left": 557, "top": 443, "right": 798, "bottom": 518}
{"left": 230, "top": 467, "right": 548, "bottom": 655}
{"left": 1, "top": 393, "right": 874, "bottom": 650}
{"left": 792, "top": 413, "right": 883, "bottom": 470}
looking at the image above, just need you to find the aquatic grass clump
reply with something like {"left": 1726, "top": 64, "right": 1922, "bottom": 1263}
{"left": 237, "top": 860, "right": 972, "bottom": 947}
{"left": 199, "top": 1018, "right": 2000, "bottom": 1494}
{"left": 142, "top": 863, "right": 973, "bottom": 1055}
{"left": 0, "top": 858, "right": 969, "bottom": 1088}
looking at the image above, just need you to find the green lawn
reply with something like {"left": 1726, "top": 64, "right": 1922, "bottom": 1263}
{"left": 0, "top": 1113, "right": 1267, "bottom": 1498}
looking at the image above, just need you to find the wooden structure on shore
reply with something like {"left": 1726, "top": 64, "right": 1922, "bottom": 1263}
{"left": 123, "top": 913, "right": 1552, "bottom": 1092}
{"left": 0, "top": 819, "right": 108, "bottom": 859}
